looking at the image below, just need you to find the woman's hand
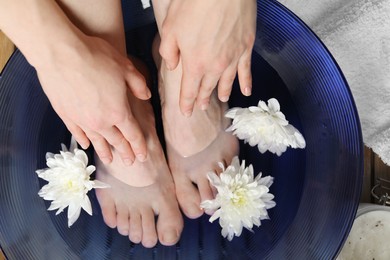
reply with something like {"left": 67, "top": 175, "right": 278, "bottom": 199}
{"left": 0, "top": 0, "right": 151, "bottom": 165}
{"left": 159, "top": 0, "right": 257, "bottom": 116}
{"left": 36, "top": 35, "right": 151, "bottom": 165}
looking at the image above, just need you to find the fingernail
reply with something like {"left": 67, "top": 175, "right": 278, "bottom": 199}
{"left": 124, "top": 158, "right": 134, "bottom": 166}
{"left": 163, "top": 230, "right": 178, "bottom": 243}
{"left": 220, "top": 96, "right": 229, "bottom": 102}
{"left": 183, "top": 110, "right": 192, "bottom": 117}
{"left": 136, "top": 153, "right": 147, "bottom": 162}
{"left": 101, "top": 157, "right": 112, "bottom": 164}
{"left": 80, "top": 143, "right": 89, "bottom": 150}
{"left": 200, "top": 103, "right": 208, "bottom": 110}
{"left": 146, "top": 89, "right": 152, "bottom": 99}
{"left": 244, "top": 87, "right": 252, "bottom": 96}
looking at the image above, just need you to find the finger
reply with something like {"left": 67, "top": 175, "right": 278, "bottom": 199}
{"left": 124, "top": 64, "right": 151, "bottom": 100}
{"left": 217, "top": 63, "right": 238, "bottom": 102}
{"left": 85, "top": 130, "right": 113, "bottom": 164}
{"left": 196, "top": 73, "right": 220, "bottom": 110}
{"left": 116, "top": 113, "right": 147, "bottom": 163}
{"left": 100, "top": 126, "right": 135, "bottom": 166}
{"left": 179, "top": 63, "right": 202, "bottom": 116}
{"left": 159, "top": 31, "right": 180, "bottom": 71}
{"left": 62, "top": 118, "right": 90, "bottom": 149}
{"left": 237, "top": 51, "right": 252, "bottom": 96}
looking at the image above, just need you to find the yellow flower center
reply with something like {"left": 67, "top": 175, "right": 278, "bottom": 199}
{"left": 65, "top": 179, "right": 82, "bottom": 193}
{"left": 231, "top": 188, "right": 248, "bottom": 207}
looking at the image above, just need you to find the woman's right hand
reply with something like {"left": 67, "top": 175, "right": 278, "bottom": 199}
{"left": 36, "top": 35, "right": 151, "bottom": 165}
{"left": 0, "top": 0, "right": 152, "bottom": 165}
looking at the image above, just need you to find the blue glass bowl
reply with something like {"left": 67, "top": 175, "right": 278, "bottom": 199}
{"left": 0, "top": 0, "right": 363, "bottom": 259}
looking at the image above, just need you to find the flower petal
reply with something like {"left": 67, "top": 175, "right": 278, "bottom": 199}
{"left": 225, "top": 98, "right": 306, "bottom": 156}
{"left": 209, "top": 209, "right": 221, "bottom": 223}
{"left": 267, "top": 98, "right": 280, "bottom": 112}
{"left": 205, "top": 156, "right": 276, "bottom": 241}
{"left": 68, "top": 206, "right": 82, "bottom": 227}
{"left": 36, "top": 136, "right": 99, "bottom": 227}
{"left": 81, "top": 195, "right": 93, "bottom": 216}
{"left": 92, "top": 180, "right": 110, "bottom": 189}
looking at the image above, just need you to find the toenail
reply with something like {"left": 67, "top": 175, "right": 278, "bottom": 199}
{"left": 187, "top": 206, "right": 202, "bottom": 218}
{"left": 130, "top": 234, "right": 141, "bottom": 243}
{"left": 163, "top": 230, "right": 178, "bottom": 243}
{"left": 143, "top": 239, "right": 157, "bottom": 248}
{"left": 119, "top": 229, "right": 129, "bottom": 236}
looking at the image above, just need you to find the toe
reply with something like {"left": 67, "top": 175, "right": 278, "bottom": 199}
{"left": 116, "top": 207, "right": 130, "bottom": 236}
{"left": 141, "top": 208, "right": 158, "bottom": 248}
{"left": 197, "top": 179, "right": 215, "bottom": 215}
{"left": 95, "top": 189, "right": 117, "bottom": 228}
{"left": 157, "top": 200, "right": 183, "bottom": 246}
{"left": 129, "top": 212, "right": 142, "bottom": 244}
{"left": 175, "top": 178, "right": 203, "bottom": 219}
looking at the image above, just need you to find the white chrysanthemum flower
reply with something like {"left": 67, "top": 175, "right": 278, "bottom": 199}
{"left": 36, "top": 137, "right": 109, "bottom": 227}
{"left": 225, "top": 98, "right": 306, "bottom": 156}
{"left": 200, "top": 156, "right": 276, "bottom": 241}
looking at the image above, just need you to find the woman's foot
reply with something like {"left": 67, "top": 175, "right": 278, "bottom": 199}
{"left": 153, "top": 36, "right": 239, "bottom": 218}
{"left": 95, "top": 151, "right": 183, "bottom": 247}
{"left": 94, "top": 58, "right": 183, "bottom": 247}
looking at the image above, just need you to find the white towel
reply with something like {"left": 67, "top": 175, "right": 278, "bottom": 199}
{"left": 278, "top": 0, "right": 390, "bottom": 165}
{"left": 141, "top": 0, "right": 151, "bottom": 9}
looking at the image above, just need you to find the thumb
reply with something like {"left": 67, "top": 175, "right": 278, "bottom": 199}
{"left": 159, "top": 35, "right": 180, "bottom": 71}
{"left": 125, "top": 66, "right": 151, "bottom": 100}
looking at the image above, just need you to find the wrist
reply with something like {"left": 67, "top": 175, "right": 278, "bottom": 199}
{"left": 31, "top": 29, "right": 88, "bottom": 71}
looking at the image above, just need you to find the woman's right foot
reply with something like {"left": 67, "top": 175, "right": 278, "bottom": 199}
{"left": 95, "top": 149, "right": 183, "bottom": 247}
{"left": 95, "top": 57, "right": 183, "bottom": 247}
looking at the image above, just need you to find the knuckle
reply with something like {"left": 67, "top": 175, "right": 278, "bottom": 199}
{"left": 187, "top": 62, "right": 204, "bottom": 75}
{"left": 219, "top": 78, "right": 234, "bottom": 89}
{"left": 201, "top": 83, "right": 215, "bottom": 93}
{"left": 125, "top": 62, "right": 136, "bottom": 73}
{"left": 180, "top": 100, "right": 193, "bottom": 112}
{"left": 96, "top": 149, "right": 110, "bottom": 159}
{"left": 198, "top": 97, "right": 210, "bottom": 106}
{"left": 159, "top": 45, "right": 169, "bottom": 59}
{"left": 181, "top": 88, "right": 198, "bottom": 100}
{"left": 86, "top": 116, "right": 104, "bottom": 131}
{"left": 218, "top": 87, "right": 232, "bottom": 97}
{"left": 248, "top": 32, "right": 256, "bottom": 45}
{"left": 214, "top": 59, "right": 230, "bottom": 73}
{"left": 111, "top": 111, "right": 127, "bottom": 125}
{"left": 128, "top": 136, "right": 143, "bottom": 150}
{"left": 106, "top": 107, "right": 132, "bottom": 126}
{"left": 89, "top": 121, "right": 101, "bottom": 131}
{"left": 226, "top": 73, "right": 237, "bottom": 83}
{"left": 88, "top": 133, "right": 101, "bottom": 143}
{"left": 110, "top": 135, "right": 127, "bottom": 148}
{"left": 240, "top": 59, "right": 252, "bottom": 70}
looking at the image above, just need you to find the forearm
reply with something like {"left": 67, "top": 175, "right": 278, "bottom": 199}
{"left": 0, "top": 0, "right": 84, "bottom": 68}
